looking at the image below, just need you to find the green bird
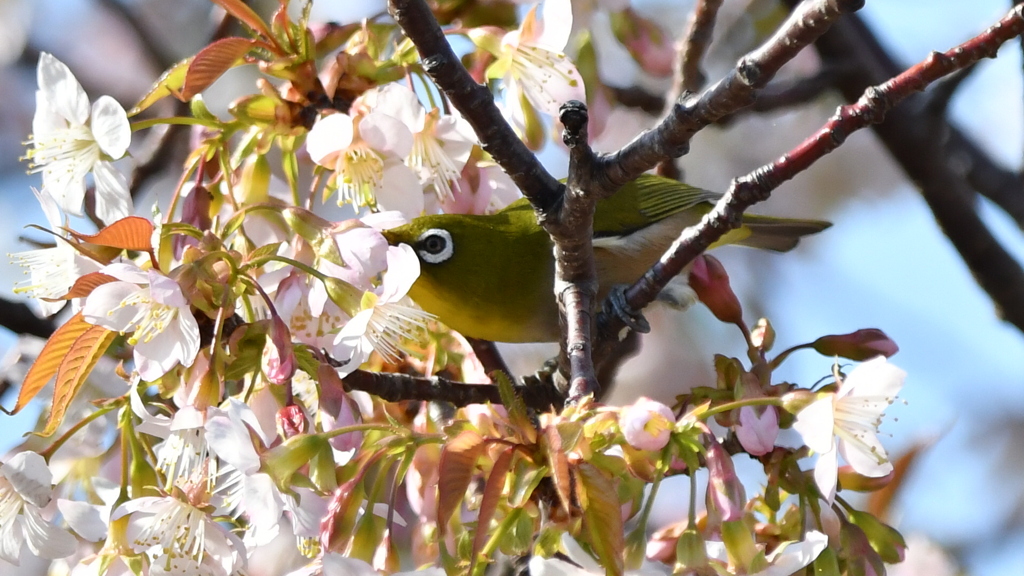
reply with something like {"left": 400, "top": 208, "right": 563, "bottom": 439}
{"left": 382, "top": 175, "right": 830, "bottom": 343}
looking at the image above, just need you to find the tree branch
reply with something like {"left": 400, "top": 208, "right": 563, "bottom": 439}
{"left": 786, "top": 1, "right": 1024, "bottom": 228}
{"left": 0, "top": 298, "right": 56, "bottom": 339}
{"left": 342, "top": 369, "right": 562, "bottom": 411}
{"left": 596, "top": 4, "right": 1024, "bottom": 358}
{"left": 674, "top": 0, "right": 725, "bottom": 95}
{"left": 600, "top": 0, "right": 864, "bottom": 190}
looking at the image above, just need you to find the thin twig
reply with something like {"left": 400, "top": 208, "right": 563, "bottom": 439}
{"left": 465, "top": 337, "right": 515, "bottom": 381}
{"left": 600, "top": 0, "right": 865, "bottom": 190}
{"left": 674, "top": 0, "right": 725, "bottom": 95}
{"left": 787, "top": 0, "right": 1024, "bottom": 228}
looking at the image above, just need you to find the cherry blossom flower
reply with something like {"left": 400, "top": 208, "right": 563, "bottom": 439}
{"left": 285, "top": 553, "right": 378, "bottom": 576}
{"left": 0, "top": 451, "right": 76, "bottom": 565}
{"left": 82, "top": 262, "right": 200, "bottom": 381}
{"left": 703, "top": 530, "right": 829, "bottom": 576}
{"left": 331, "top": 244, "right": 433, "bottom": 374}
{"left": 484, "top": 0, "right": 586, "bottom": 124}
{"left": 370, "top": 84, "right": 477, "bottom": 202}
{"left": 440, "top": 159, "right": 520, "bottom": 215}
{"left": 114, "top": 492, "right": 246, "bottom": 576}
{"left": 11, "top": 188, "right": 101, "bottom": 316}
{"left": 25, "top": 52, "right": 133, "bottom": 224}
{"left": 619, "top": 397, "right": 675, "bottom": 451}
{"left": 306, "top": 111, "right": 423, "bottom": 218}
{"left": 792, "top": 356, "right": 906, "bottom": 503}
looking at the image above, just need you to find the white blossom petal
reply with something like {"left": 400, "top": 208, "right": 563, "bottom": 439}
{"left": 90, "top": 95, "right": 131, "bottom": 158}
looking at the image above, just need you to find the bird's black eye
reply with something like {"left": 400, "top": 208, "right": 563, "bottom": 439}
{"left": 416, "top": 228, "right": 453, "bottom": 264}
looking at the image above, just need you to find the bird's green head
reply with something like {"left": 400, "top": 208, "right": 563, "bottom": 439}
{"left": 380, "top": 204, "right": 556, "bottom": 341}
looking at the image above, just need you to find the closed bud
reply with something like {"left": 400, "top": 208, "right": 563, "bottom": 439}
{"left": 812, "top": 329, "right": 898, "bottom": 361}
{"left": 322, "top": 276, "right": 364, "bottom": 315}
{"left": 276, "top": 404, "right": 307, "bottom": 438}
{"left": 751, "top": 318, "right": 775, "bottom": 351}
{"left": 264, "top": 315, "right": 296, "bottom": 385}
{"left": 238, "top": 155, "right": 271, "bottom": 204}
{"left": 706, "top": 439, "right": 746, "bottom": 522}
{"left": 689, "top": 255, "right": 743, "bottom": 325}
{"left": 845, "top": 510, "right": 907, "bottom": 564}
{"left": 839, "top": 519, "right": 886, "bottom": 576}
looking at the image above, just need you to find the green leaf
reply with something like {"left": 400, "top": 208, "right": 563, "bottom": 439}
{"left": 129, "top": 58, "right": 191, "bottom": 115}
{"left": 577, "top": 463, "right": 624, "bottom": 576}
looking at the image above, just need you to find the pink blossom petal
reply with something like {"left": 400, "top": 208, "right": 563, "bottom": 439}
{"left": 537, "top": 0, "right": 574, "bottom": 50}
{"left": 837, "top": 431, "right": 893, "bottom": 478}
{"left": 374, "top": 162, "right": 424, "bottom": 219}
{"left": 2, "top": 452, "right": 53, "bottom": 508}
{"left": 37, "top": 52, "right": 89, "bottom": 126}
{"left": 92, "top": 160, "right": 132, "bottom": 225}
{"left": 839, "top": 356, "right": 906, "bottom": 400}
{"left": 380, "top": 244, "right": 421, "bottom": 302}
{"left": 360, "top": 111, "right": 414, "bottom": 158}
{"left": 735, "top": 406, "right": 779, "bottom": 456}
{"left": 372, "top": 84, "right": 425, "bottom": 131}
{"left": 307, "top": 114, "right": 354, "bottom": 166}
{"left": 82, "top": 281, "right": 140, "bottom": 332}
{"left": 90, "top": 95, "right": 130, "bottom": 158}
{"left": 813, "top": 446, "right": 839, "bottom": 504}
{"left": 791, "top": 396, "right": 835, "bottom": 455}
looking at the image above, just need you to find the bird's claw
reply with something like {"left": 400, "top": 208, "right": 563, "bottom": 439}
{"left": 606, "top": 285, "right": 651, "bottom": 334}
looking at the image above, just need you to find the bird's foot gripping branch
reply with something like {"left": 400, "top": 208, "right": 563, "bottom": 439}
{"left": 3, "top": 0, "right": 1022, "bottom": 574}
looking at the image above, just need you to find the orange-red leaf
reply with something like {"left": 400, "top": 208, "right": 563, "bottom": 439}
{"left": 437, "top": 429, "right": 485, "bottom": 536}
{"left": 6, "top": 313, "right": 91, "bottom": 414}
{"left": 210, "top": 0, "right": 272, "bottom": 38}
{"left": 67, "top": 217, "right": 154, "bottom": 251}
{"left": 47, "top": 272, "right": 118, "bottom": 301}
{"left": 470, "top": 446, "right": 516, "bottom": 574}
{"left": 545, "top": 425, "right": 573, "bottom": 516}
{"left": 40, "top": 325, "right": 116, "bottom": 436}
{"left": 577, "top": 463, "right": 625, "bottom": 576}
{"left": 181, "top": 37, "right": 256, "bottom": 100}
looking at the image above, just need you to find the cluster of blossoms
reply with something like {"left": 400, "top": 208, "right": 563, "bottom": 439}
{"left": 1, "top": 1, "right": 918, "bottom": 575}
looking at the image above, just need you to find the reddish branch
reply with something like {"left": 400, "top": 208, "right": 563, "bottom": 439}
{"left": 789, "top": 3, "right": 1024, "bottom": 332}
{"left": 597, "top": 5, "right": 1024, "bottom": 349}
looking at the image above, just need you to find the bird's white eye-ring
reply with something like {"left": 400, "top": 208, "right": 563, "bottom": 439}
{"left": 416, "top": 228, "right": 453, "bottom": 264}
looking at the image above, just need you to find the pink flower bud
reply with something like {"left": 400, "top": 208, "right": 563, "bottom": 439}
{"left": 689, "top": 255, "right": 743, "bottom": 325}
{"left": 734, "top": 406, "right": 778, "bottom": 456}
{"left": 812, "top": 329, "right": 898, "bottom": 361}
{"left": 265, "top": 316, "right": 296, "bottom": 385}
{"left": 277, "top": 405, "right": 307, "bottom": 438}
{"left": 706, "top": 439, "right": 746, "bottom": 522}
{"left": 620, "top": 397, "right": 675, "bottom": 451}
